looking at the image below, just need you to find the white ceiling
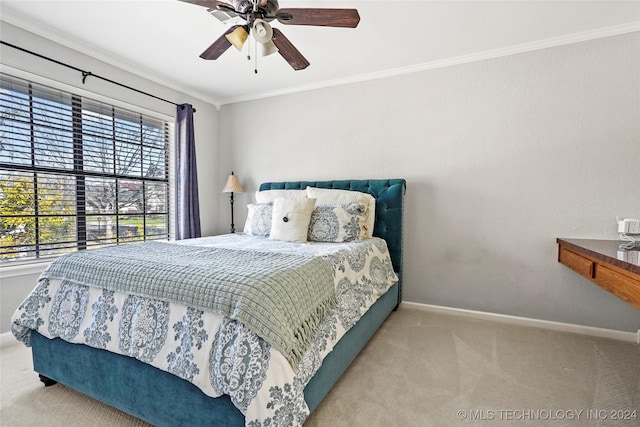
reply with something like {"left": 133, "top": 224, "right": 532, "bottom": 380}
{"left": 1, "top": 1, "right": 639, "bottom": 106}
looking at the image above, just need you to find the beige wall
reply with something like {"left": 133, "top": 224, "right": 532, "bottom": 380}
{"left": 219, "top": 33, "right": 640, "bottom": 332}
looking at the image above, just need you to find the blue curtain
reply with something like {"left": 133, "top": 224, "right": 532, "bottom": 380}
{"left": 175, "top": 103, "right": 201, "bottom": 240}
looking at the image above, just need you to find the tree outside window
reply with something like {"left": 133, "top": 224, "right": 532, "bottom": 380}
{"left": 0, "top": 74, "right": 170, "bottom": 262}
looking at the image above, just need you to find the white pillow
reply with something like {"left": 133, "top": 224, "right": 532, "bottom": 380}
{"left": 255, "top": 189, "right": 307, "bottom": 204}
{"left": 308, "top": 203, "right": 367, "bottom": 242}
{"left": 269, "top": 198, "right": 317, "bottom": 242}
{"left": 243, "top": 203, "right": 272, "bottom": 237}
{"left": 305, "top": 187, "right": 376, "bottom": 238}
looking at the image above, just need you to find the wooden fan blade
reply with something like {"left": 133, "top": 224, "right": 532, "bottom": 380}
{"left": 179, "top": 0, "right": 237, "bottom": 15}
{"left": 199, "top": 25, "right": 240, "bottom": 60}
{"left": 271, "top": 28, "right": 310, "bottom": 71}
{"left": 276, "top": 8, "right": 360, "bottom": 28}
{"left": 178, "top": 0, "right": 225, "bottom": 9}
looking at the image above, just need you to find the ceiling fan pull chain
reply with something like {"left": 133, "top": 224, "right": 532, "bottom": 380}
{"left": 255, "top": 38, "right": 259, "bottom": 74}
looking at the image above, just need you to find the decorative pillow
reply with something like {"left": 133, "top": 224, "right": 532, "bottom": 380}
{"left": 243, "top": 203, "right": 273, "bottom": 237}
{"left": 255, "top": 189, "right": 307, "bottom": 204}
{"left": 305, "top": 187, "right": 376, "bottom": 238}
{"left": 308, "top": 202, "right": 367, "bottom": 242}
{"left": 269, "top": 197, "right": 317, "bottom": 242}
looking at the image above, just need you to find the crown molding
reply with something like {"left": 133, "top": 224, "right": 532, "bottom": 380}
{"left": 0, "top": 10, "right": 223, "bottom": 110}
{"left": 221, "top": 21, "right": 640, "bottom": 106}
{"left": 2, "top": 3, "right": 637, "bottom": 109}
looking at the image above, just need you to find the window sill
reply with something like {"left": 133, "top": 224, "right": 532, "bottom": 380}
{"left": 0, "top": 259, "right": 55, "bottom": 279}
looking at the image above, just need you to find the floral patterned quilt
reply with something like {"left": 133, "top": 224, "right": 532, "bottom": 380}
{"left": 11, "top": 234, "right": 398, "bottom": 426}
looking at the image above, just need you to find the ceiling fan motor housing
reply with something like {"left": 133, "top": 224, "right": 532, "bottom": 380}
{"left": 232, "top": 0, "right": 278, "bottom": 17}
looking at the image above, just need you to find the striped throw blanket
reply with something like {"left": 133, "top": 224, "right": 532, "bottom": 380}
{"left": 41, "top": 241, "right": 336, "bottom": 369}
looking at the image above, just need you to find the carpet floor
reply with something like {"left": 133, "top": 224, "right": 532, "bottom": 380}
{"left": 1, "top": 305, "right": 639, "bottom": 426}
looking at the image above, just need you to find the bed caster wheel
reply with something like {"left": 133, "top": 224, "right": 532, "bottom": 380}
{"left": 39, "top": 374, "right": 57, "bottom": 387}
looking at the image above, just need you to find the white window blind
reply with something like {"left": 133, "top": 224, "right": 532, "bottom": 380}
{"left": 0, "top": 73, "right": 170, "bottom": 263}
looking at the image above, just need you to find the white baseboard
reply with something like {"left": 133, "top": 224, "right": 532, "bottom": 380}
{"left": 401, "top": 302, "right": 640, "bottom": 344}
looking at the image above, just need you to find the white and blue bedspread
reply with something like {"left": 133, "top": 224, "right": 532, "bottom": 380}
{"left": 11, "top": 234, "right": 398, "bottom": 426}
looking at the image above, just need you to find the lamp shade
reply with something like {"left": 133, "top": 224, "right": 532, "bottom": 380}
{"left": 260, "top": 40, "right": 279, "bottom": 57}
{"left": 252, "top": 19, "right": 278, "bottom": 57}
{"left": 225, "top": 26, "right": 249, "bottom": 51}
{"left": 222, "top": 174, "right": 244, "bottom": 193}
{"left": 252, "top": 19, "right": 273, "bottom": 43}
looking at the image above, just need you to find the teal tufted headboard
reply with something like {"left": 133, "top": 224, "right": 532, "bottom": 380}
{"left": 259, "top": 179, "right": 406, "bottom": 303}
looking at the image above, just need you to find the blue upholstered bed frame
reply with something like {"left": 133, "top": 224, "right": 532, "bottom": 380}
{"left": 30, "top": 178, "right": 406, "bottom": 426}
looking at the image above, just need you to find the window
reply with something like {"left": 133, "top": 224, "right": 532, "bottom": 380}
{"left": 0, "top": 73, "right": 170, "bottom": 262}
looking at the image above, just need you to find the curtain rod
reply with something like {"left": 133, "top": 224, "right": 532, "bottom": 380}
{"left": 0, "top": 40, "right": 195, "bottom": 113}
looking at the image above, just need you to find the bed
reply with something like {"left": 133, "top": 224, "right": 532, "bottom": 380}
{"left": 11, "top": 178, "right": 406, "bottom": 426}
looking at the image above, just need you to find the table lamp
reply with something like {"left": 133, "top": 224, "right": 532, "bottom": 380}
{"left": 222, "top": 171, "right": 244, "bottom": 233}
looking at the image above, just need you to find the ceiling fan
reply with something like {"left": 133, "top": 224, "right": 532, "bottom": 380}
{"left": 179, "top": 0, "right": 360, "bottom": 70}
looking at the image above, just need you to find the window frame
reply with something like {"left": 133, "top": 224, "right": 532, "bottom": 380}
{"left": 0, "top": 72, "right": 174, "bottom": 266}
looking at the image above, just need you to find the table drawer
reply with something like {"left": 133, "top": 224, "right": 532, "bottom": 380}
{"left": 559, "top": 247, "right": 594, "bottom": 279}
{"left": 594, "top": 265, "right": 640, "bottom": 307}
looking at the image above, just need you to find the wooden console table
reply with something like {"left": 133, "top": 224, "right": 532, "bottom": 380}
{"left": 557, "top": 238, "right": 640, "bottom": 309}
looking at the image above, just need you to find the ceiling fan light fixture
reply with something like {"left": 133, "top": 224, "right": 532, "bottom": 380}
{"left": 252, "top": 19, "right": 273, "bottom": 43}
{"left": 252, "top": 19, "right": 278, "bottom": 57}
{"left": 225, "top": 25, "right": 249, "bottom": 51}
{"left": 260, "top": 40, "right": 279, "bottom": 57}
